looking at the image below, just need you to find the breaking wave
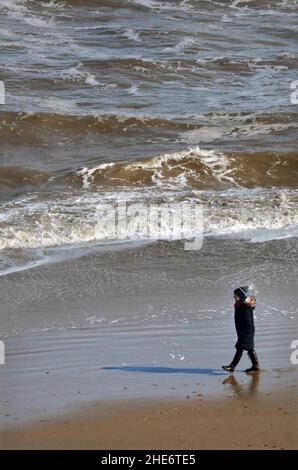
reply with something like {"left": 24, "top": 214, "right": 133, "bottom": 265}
{"left": 1, "top": 148, "right": 298, "bottom": 194}
{"left": 0, "top": 186, "right": 297, "bottom": 252}
{"left": 75, "top": 148, "right": 298, "bottom": 190}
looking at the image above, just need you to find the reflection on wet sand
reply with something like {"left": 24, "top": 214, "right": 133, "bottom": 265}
{"left": 223, "top": 373, "right": 260, "bottom": 397}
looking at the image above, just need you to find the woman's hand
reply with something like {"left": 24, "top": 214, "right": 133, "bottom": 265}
{"left": 245, "top": 296, "right": 256, "bottom": 308}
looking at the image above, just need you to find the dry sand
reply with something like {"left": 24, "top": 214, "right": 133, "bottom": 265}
{"left": 1, "top": 388, "right": 297, "bottom": 450}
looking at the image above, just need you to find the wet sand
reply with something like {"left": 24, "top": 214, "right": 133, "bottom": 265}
{"left": 0, "top": 238, "right": 297, "bottom": 435}
{"left": 1, "top": 389, "right": 297, "bottom": 450}
{"left": 1, "top": 318, "right": 297, "bottom": 430}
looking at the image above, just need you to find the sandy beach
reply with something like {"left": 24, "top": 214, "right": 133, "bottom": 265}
{"left": 1, "top": 389, "right": 297, "bottom": 450}
{"left": 0, "top": 237, "right": 297, "bottom": 450}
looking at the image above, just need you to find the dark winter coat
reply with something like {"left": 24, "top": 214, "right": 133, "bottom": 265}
{"left": 234, "top": 298, "right": 256, "bottom": 351}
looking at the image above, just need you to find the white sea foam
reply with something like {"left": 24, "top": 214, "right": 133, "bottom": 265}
{"left": 163, "top": 37, "right": 198, "bottom": 53}
{"left": 61, "top": 64, "right": 101, "bottom": 86}
{"left": 129, "top": 0, "right": 169, "bottom": 10}
{"left": 0, "top": 185, "right": 297, "bottom": 251}
{"left": 123, "top": 28, "right": 141, "bottom": 42}
{"left": 127, "top": 84, "right": 139, "bottom": 94}
{"left": 0, "top": 0, "right": 26, "bottom": 11}
{"left": 122, "top": 147, "right": 233, "bottom": 188}
{"left": 1, "top": 0, "right": 55, "bottom": 27}
{"left": 77, "top": 163, "right": 115, "bottom": 189}
{"left": 277, "top": 0, "right": 297, "bottom": 10}
{"left": 84, "top": 74, "right": 101, "bottom": 86}
{"left": 230, "top": 0, "right": 255, "bottom": 8}
{"left": 130, "top": 0, "right": 193, "bottom": 11}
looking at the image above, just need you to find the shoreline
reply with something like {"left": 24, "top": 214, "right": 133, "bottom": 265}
{"left": 1, "top": 238, "right": 297, "bottom": 448}
{"left": 1, "top": 316, "right": 296, "bottom": 431}
{"left": 1, "top": 389, "right": 297, "bottom": 450}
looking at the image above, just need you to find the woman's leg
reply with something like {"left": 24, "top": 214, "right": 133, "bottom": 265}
{"left": 222, "top": 348, "right": 243, "bottom": 372}
{"left": 230, "top": 347, "right": 243, "bottom": 368}
{"left": 246, "top": 349, "right": 260, "bottom": 372}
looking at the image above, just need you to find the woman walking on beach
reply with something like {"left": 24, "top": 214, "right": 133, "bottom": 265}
{"left": 222, "top": 286, "right": 260, "bottom": 374}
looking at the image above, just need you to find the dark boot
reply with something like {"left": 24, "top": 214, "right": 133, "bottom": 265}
{"left": 222, "top": 348, "right": 243, "bottom": 372}
{"left": 246, "top": 350, "right": 260, "bottom": 373}
{"left": 222, "top": 365, "right": 235, "bottom": 373}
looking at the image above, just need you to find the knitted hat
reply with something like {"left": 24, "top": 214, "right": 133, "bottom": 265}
{"left": 234, "top": 286, "right": 249, "bottom": 300}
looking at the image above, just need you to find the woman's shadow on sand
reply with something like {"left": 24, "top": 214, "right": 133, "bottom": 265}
{"left": 102, "top": 366, "right": 226, "bottom": 376}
